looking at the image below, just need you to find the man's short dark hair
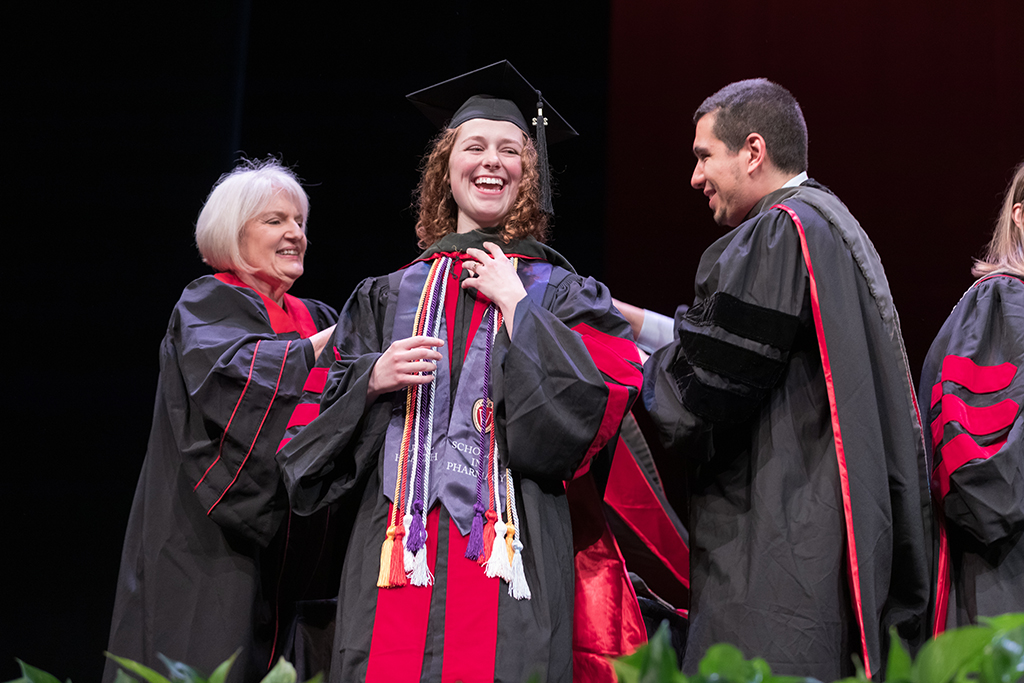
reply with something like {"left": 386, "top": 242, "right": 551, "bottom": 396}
{"left": 694, "top": 79, "right": 808, "bottom": 174}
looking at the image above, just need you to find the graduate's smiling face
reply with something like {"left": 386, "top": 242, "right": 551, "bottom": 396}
{"left": 691, "top": 111, "right": 758, "bottom": 228}
{"left": 448, "top": 118, "right": 524, "bottom": 234}
{"left": 238, "top": 191, "right": 307, "bottom": 299}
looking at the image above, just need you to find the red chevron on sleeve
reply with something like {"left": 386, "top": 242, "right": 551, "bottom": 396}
{"left": 933, "top": 434, "right": 1007, "bottom": 498}
{"left": 278, "top": 367, "right": 329, "bottom": 453}
{"left": 930, "top": 393, "right": 1019, "bottom": 449}
{"left": 929, "top": 355, "right": 1020, "bottom": 499}
{"left": 287, "top": 403, "right": 321, "bottom": 430}
{"left": 303, "top": 367, "right": 329, "bottom": 393}
{"left": 930, "top": 355, "right": 1017, "bottom": 407}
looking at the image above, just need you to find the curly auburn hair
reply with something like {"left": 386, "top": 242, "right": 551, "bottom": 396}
{"left": 414, "top": 125, "right": 549, "bottom": 248}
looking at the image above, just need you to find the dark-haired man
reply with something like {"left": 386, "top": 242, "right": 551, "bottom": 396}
{"left": 635, "top": 79, "right": 933, "bottom": 680}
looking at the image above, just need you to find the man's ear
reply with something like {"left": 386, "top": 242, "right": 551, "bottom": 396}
{"left": 744, "top": 133, "right": 767, "bottom": 175}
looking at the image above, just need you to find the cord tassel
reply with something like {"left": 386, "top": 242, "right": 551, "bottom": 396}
{"left": 388, "top": 523, "right": 408, "bottom": 587}
{"left": 409, "top": 547, "right": 433, "bottom": 587}
{"left": 509, "top": 539, "right": 531, "bottom": 600}
{"left": 406, "top": 503, "right": 427, "bottom": 554}
{"left": 377, "top": 525, "right": 398, "bottom": 588}
{"left": 479, "top": 509, "right": 498, "bottom": 566}
{"left": 465, "top": 502, "right": 486, "bottom": 561}
{"left": 504, "top": 522, "right": 516, "bottom": 566}
{"left": 485, "top": 518, "right": 512, "bottom": 580}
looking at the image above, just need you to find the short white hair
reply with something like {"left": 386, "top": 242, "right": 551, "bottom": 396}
{"left": 195, "top": 158, "right": 309, "bottom": 272}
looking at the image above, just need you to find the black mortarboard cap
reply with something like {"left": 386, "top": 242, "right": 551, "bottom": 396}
{"left": 407, "top": 60, "right": 577, "bottom": 214}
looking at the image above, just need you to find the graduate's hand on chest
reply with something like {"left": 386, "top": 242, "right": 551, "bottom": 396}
{"left": 462, "top": 242, "right": 527, "bottom": 336}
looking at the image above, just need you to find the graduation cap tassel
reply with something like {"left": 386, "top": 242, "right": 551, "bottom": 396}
{"left": 534, "top": 91, "right": 554, "bottom": 215}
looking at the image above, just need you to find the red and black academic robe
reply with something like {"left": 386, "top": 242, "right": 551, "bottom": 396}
{"left": 279, "top": 228, "right": 651, "bottom": 683}
{"left": 920, "top": 273, "right": 1024, "bottom": 630}
{"left": 105, "top": 274, "right": 340, "bottom": 683}
{"left": 644, "top": 181, "right": 933, "bottom": 681}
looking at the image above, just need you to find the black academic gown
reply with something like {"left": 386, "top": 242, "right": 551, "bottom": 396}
{"left": 279, "top": 228, "right": 643, "bottom": 683}
{"left": 644, "top": 181, "right": 932, "bottom": 681}
{"left": 105, "top": 274, "right": 339, "bottom": 683}
{"left": 919, "top": 273, "right": 1024, "bottom": 629}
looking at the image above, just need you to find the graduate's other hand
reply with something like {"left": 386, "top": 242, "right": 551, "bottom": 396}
{"left": 367, "top": 336, "right": 445, "bottom": 404}
{"left": 462, "top": 242, "right": 527, "bottom": 336}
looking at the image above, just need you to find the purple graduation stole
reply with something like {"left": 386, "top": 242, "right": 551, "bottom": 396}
{"left": 377, "top": 254, "right": 551, "bottom": 596}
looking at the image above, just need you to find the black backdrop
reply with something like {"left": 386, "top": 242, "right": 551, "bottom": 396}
{"left": 5, "top": 1, "right": 1021, "bottom": 680}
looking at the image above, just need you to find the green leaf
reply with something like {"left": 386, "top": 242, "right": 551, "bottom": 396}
{"left": 612, "top": 651, "right": 643, "bottom": 683}
{"left": 104, "top": 653, "right": 173, "bottom": 683}
{"left": 206, "top": 651, "right": 240, "bottom": 683}
{"left": 644, "top": 624, "right": 685, "bottom": 683}
{"left": 611, "top": 622, "right": 686, "bottom": 683}
{"left": 299, "top": 672, "right": 323, "bottom": 683}
{"left": 112, "top": 670, "right": 138, "bottom": 683}
{"left": 697, "top": 643, "right": 763, "bottom": 683}
{"left": 259, "top": 658, "right": 296, "bottom": 683}
{"left": 886, "top": 626, "right": 913, "bottom": 683}
{"left": 979, "top": 623, "right": 1024, "bottom": 683}
{"left": 914, "top": 626, "right": 995, "bottom": 683}
{"left": 11, "top": 660, "right": 63, "bottom": 683}
{"left": 980, "top": 614, "right": 1024, "bottom": 634}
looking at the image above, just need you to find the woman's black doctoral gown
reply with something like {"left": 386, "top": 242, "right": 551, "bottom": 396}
{"left": 279, "top": 229, "right": 645, "bottom": 683}
{"left": 919, "top": 273, "right": 1024, "bottom": 629}
{"left": 105, "top": 274, "right": 339, "bottom": 682}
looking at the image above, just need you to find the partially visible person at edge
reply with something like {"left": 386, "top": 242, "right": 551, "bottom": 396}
{"left": 276, "top": 62, "right": 650, "bottom": 683}
{"left": 105, "top": 159, "right": 343, "bottom": 683}
{"left": 920, "top": 159, "right": 1024, "bottom": 631}
{"left": 616, "top": 79, "right": 933, "bottom": 680}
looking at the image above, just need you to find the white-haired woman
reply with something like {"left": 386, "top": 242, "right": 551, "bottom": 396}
{"left": 920, "top": 159, "right": 1024, "bottom": 631}
{"left": 105, "top": 159, "right": 339, "bottom": 681}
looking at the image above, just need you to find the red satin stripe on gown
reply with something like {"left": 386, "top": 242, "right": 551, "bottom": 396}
{"left": 441, "top": 516, "right": 499, "bottom": 683}
{"left": 568, "top": 471, "right": 646, "bottom": 683}
{"left": 366, "top": 507, "right": 439, "bottom": 683}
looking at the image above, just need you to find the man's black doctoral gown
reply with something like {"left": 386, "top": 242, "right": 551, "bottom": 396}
{"left": 644, "top": 182, "right": 933, "bottom": 681}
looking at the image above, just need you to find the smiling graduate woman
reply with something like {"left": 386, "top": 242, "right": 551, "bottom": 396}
{"left": 104, "top": 158, "right": 342, "bottom": 682}
{"left": 277, "top": 62, "right": 648, "bottom": 683}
